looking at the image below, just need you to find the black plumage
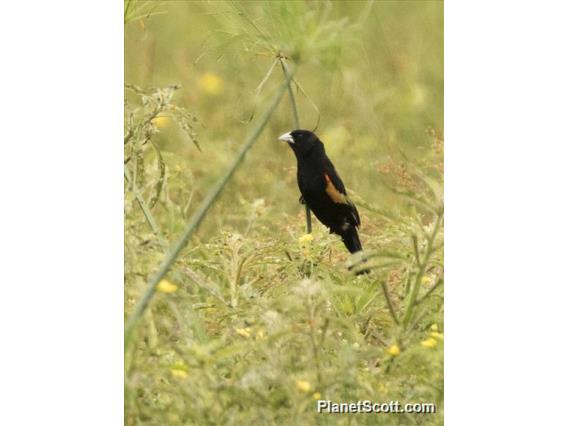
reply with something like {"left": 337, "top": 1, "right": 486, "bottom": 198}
{"left": 279, "top": 129, "right": 363, "bottom": 254}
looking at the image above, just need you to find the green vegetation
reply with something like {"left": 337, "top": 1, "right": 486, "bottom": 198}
{"left": 125, "top": 1, "right": 443, "bottom": 424}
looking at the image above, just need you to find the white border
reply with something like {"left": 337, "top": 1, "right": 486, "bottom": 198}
{"left": 446, "top": 1, "right": 568, "bottom": 423}
{"left": 0, "top": 1, "right": 123, "bottom": 424}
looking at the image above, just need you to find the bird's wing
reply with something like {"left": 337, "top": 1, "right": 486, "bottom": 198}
{"left": 323, "top": 159, "right": 361, "bottom": 227}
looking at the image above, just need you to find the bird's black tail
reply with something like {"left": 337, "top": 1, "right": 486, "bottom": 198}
{"left": 341, "top": 228, "right": 362, "bottom": 254}
{"left": 342, "top": 229, "right": 370, "bottom": 275}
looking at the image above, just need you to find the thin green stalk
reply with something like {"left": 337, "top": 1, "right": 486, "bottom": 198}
{"left": 411, "top": 234, "right": 421, "bottom": 267}
{"left": 380, "top": 281, "right": 399, "bottom": 325}
{"left": 416, "top": 277, "right": 443, "bottom": 306}
{"left": 279, "top": 60, "right": 300, "bottom": 128}
{"left": 124, "top": 168, "right": 168, "bottom": 250}
{"left": 279, "top": 58, "right": 312, "bottom": 234}
{"left": 125, "top": 74, "right": 293, "bottom": 345}
{"left": 402, "top": 211, "right": 443, "bottom": 329}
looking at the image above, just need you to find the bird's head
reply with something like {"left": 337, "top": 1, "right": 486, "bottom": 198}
{"left": 278, "top": 129, "right": 322, "bottom": 158}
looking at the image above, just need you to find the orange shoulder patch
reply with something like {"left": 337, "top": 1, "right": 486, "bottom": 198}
{"left": 324, "top": 174, "right": 347, "bottom": 204}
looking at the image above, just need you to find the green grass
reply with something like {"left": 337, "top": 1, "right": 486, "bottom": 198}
{"left": 125, "top": 1, "right": 443, "bottom": 424}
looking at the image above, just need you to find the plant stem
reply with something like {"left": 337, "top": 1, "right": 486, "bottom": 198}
{"left": 280, "top": 60, "right": 300, "bottom": 128}
{"left": 279, "top": 58, "right": 312, "bottom": 234}
{"left": 124, "top": 168, "right": 168, "bottom": 250}
{"left": 380, "top": 281, "right": 399, "bottom": 325}
{"left": 411, "top": 234, "right": 421, "bottom": 267}
{"left": 124, "top": 74, "right": 294, "bottom": 345}
{"left": 402, "top": 211, "right": 443, "bottom": 329}
{"left": 415, "top": 277, "right": 443, "bottom": 306}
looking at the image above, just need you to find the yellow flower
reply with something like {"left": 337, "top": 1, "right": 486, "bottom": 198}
{"left": 298, "top": 233, "right": 314, "bottom": 246}
{"left": 152, "top": 114, "right": 170, "bottom": 128}
{"left": 312, "top": 392, "right": 321, "bottom": 400}
{"left": 170, "top": 364, "right": 188, "bottom": 380}
{"left": 430, "top": 324, "right": 439, "bottom": 332}
{"left": 421, "top": 337, "right": 437, "bottom": 348}
{"left": 199, "top": 73, "right": 224, "bottom": 96}
{"left": 235, "top": 327, "right": 251, "bottom": 338}
{"left": 386, "top": 344, "right": 401, "bottom": 356}
{"left": 296, "top": 380, "right": 311, "bottom": 393}
{"left": 298, "top": 234, "right": 314, "bottom": 258}
{"left": 156, "top": 279, "right": 177, "bottom": 293}
{"left": 170, "top": 369, "right": 188, "bottom": 379}
{"left": 430, "top": 332, "right": 444, "bottom": 340}
{"left": 421, "top": 275, "right": 432, "bottom": 286}
{"left": 255, "top": 329, "right": 265, "bottom": 341}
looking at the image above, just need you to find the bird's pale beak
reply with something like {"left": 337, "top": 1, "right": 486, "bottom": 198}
{"left": 278, "top": 132, "right": 294, "bottom": 144}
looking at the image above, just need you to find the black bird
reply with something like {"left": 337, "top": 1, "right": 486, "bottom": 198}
{"left": 279, "top": 129, "right": 363, "bottom": 254}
